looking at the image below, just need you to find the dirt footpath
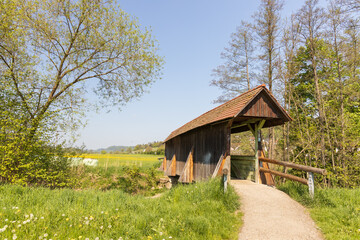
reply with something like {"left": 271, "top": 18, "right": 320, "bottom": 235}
{"left": 231, "top": 180, "right": 324, "bottom": 240}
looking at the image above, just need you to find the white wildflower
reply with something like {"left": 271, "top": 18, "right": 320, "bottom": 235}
{"left": 108, "top": 225, "right": 112, "bottom": 229}
{"left": 61, "top": 214, "right": 65, "bottom": 217}
{"left": 44, "top": 233, "right": 48, "bottom": 237}
{"left": 12, "top": 234, "right": 17, "bottom": 240}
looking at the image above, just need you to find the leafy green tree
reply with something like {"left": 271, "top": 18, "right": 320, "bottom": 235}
{"left": 0, "top": 0, "right": 162, "bottom": 186}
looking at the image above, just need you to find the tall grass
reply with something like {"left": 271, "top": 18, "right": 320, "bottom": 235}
{"left": 278, "top": 182, "right": 360, "bottom": 240}
{"left": 71, "top": 154, "right": 162, "bottom": 192}
{"left": 0, "top": 178, "right": 241, "bottom": 240}
{"left": 79, "top": 154, "right": 160, "bottom": 169}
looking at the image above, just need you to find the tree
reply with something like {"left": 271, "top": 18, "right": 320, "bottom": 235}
{"left": 296, "top": 0, "right": 329, "bottom": 172}
{"left": 253, "top": 0, "right": 284, "bottom": 159}
{"left": 280, "top": 15, "right": 301, "bottom": 164}
{"left": 0, "top": 0, "right": 162, "bottom": 186}
{"left": 0, "top": 0, "right": 162, "bottom": 140}
{"left": 210, "top": 21, "right": 255, "bottom": 103}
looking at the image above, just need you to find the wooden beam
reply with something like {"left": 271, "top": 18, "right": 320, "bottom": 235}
{"left": 258, "top": 119, "right": 266, "bottom": 129}
{"left": 164, "top": 154, "right": 176, "bottom": 176}
{"left": 212, "top": 154, "right": 224, "bottom": 178}
{"left": 259, "top": 157, "right": 327, "bottom": 175}
{"left": 247, "top": 123, "right": 255, "bottom": 135}
{"left": 231, "top": 118, "right": 263, "bottom": 129}
{"left": 260, "top": 167, "right": 308, "bottom": 185}
{"left": 254, "top": 124, "right": 259, "bottom": 183}
{"left": 179, "top": 148, "right": 194, "bottom": 183}
{"left": 222, "top": 156, "right": 231, "bottom": 175}
{"left": 162, "top": 156, "right": 167, "bottom": 171}
{"left": 259, "top": 149, "right": 275, "bottom": 186}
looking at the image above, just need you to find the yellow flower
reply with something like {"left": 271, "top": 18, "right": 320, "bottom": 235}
{"left": 66, "top": 218, "right": 69, "bottom": 221}
{"left": 78, "top": 236, "right": 82, "bottom": 239}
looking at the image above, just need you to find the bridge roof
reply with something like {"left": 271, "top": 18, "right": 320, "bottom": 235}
{"left": 164, "top": 85, "right": 292, "bottom": 142}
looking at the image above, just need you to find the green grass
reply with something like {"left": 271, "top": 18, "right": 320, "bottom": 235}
{"left": 79, "top": 154, "right": 161, "bottom": 169}
{"left": 278, "top": 182, "right": 360, "bottom": 240}
{"left": 0, "top": 178, "right": 241, "bottom": 240}
{"left": 71, "top": 154, "right": 163, "bottom": 193}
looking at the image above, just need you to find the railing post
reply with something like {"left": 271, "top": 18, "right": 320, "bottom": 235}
{"left": 222, "top": 156, "right": 230, "bottom": 193}
{"left": 223, "top": 172, "right": 228, "bottom": 193}
{"left": 308, "top": 172, "right": 314, "bottom": 198}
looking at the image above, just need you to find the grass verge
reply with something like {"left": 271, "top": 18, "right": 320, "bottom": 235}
{"left": 278, "top": 182, "right": 360, "bottom": 240}
{"left": 0, "top": 178, "right": 241, "bottom": 240}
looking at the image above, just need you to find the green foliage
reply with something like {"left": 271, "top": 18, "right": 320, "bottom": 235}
{"left": 72, "top": 159, "right": 164, "bottom": 195}
{"left": 0, "top": 178, "right": 241, "bottom": 240}
{"left": 287, "top": 39, "right": 360, "bottom": 187}
{"left": 0, "top": 0, "right": 163, "bottom": 187}
{"left": 0, "top": 88, "right": 73, "bottom": 187}
{"left": 117, "top": 166, "right": 159, "bottom": 194}
{"left": 279, "top": 182, "right": 360, "bottom": 240}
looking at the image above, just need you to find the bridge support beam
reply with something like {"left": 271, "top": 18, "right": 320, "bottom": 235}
{"left": 248, "top": 120, "right": 266, "bottom": 184}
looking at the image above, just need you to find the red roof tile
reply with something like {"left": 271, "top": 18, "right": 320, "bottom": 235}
{"left": 165, "top": 85, "right": 272, "bottom": 142}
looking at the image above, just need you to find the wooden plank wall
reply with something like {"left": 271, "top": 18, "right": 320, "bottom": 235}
{"left": 241, "top": 92, "right": 282, "bottom": 118}
{"left": 165, "top": 122, "right": 229, "bottom": 181}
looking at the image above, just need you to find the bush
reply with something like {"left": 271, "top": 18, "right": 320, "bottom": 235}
{"left": 0, "top": 140, "right": 74, "bottom": 188}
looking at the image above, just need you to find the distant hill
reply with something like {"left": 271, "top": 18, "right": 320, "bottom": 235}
{"left": 90, "top": 141, "right": 165, "bottom": 155}
{"left": 95, "top": 145, "right": 132, "bottom": 153}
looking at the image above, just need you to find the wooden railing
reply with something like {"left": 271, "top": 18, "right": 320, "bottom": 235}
{"left": 259, "top": 157, "right": 326, "bottom": 197}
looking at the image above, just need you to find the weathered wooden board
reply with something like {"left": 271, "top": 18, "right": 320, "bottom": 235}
{"left": 179, "top": 149, "right": 194, "bottom": 183}
{"left": 164, "top": 155, "right": 176, "bottom": 176}
{"left": 260, "top": 167, "right": 308, "bottom": 185}
{"left": 259, "top": 157, "right": 327, "bottom": 175}
{"left": 164, "top": 122, "right": 229, "bottom": 181}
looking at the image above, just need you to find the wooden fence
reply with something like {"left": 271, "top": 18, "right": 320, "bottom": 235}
{"left": 259, "top": 157, "right": 327, "bottom": 197}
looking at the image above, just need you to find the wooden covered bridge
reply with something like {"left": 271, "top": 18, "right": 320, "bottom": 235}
{"left": 161, "top": 85, "right": 325, "bottom": 188}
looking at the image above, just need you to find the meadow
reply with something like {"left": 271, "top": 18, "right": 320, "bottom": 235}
{"left": 71, "top": 154, "right": 163, "bottom": 193}
{"left": 78, "top": 154, "right": 161, "bottom": 169}
{"left": 0, "top": 178, "right": 241, "bottom": 240}
{"left": 278, "top": 182, "right": 360, "bottom": 240}
{"left": 0, "top": 154, "right": 242, "bottom": 240}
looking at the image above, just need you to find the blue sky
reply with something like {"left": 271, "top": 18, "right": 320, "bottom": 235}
{"left": 75, "top": 0, "right": 315, "bottom": 149}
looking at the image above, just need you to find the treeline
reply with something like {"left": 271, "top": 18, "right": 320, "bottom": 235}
{"left": 213, "top": 0, "right": 360, "bottom": 187}
{"left": 132, "top": 141, "right": 165, "bottom": 155}
{"left": 85, "top": 141, "right": 165, "bottom": 155}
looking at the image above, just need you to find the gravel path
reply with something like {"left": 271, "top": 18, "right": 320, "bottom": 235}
{"left": 231, "top": 180, "right": 324, "bottom": 240}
